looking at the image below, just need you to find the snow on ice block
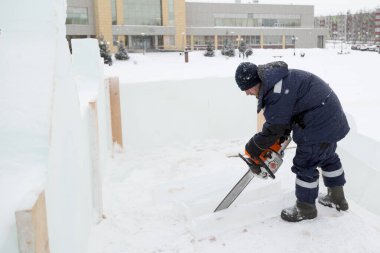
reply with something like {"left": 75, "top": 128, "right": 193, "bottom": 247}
{"left": 71, "top": 38, "right": 105, "bottom": 110}
{"left": 71, "top": 38, "right": 103, "bottom": 81}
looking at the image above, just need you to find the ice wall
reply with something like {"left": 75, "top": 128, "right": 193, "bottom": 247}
{"left": 121, "top": 77, "right": 257, "bottom": 149}
{"left": 338, "top": 114, "right": 380, "bottom": 215}
{"left": 0, "top": 1, "right": 61, "bottom": 252}
{"left": 0, "top": 1, "right": 107, "bottom": 253}
{"left": 0, "top": 2, "right": 55, "bottom": 168}
{"left": 45, "top": 35, "right": 93, "bottom": 253}
{"left": 71, "top": 38, "right": 111, "bottom": 220}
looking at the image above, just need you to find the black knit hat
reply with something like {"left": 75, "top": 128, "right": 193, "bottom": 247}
{"left": 235, "top": 62, "right": 261, "bottom": 91}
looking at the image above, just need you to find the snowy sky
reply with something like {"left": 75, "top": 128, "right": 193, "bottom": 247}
{"left": 186, "top": 0, "right": 380, "bottom": 16}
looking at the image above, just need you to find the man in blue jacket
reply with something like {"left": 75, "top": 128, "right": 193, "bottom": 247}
{"left": 235, "top": 61, "right": 350, "bottom": 222}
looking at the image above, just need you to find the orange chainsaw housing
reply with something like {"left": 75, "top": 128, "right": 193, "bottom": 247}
{"left": 244, "top": 139, "right": 282, "bottom": 166}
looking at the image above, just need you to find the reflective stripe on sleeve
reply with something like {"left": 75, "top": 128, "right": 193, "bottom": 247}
{"left": 322, "top": 167, "right": 344, "bottom": 178}
{"left": 273, "top": 80, "right": 282, "bottom": 93}
{"left": 296, "top": 178, "right": 319, "bottom": 189}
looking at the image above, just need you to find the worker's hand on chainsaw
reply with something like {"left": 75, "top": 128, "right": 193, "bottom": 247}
{"left": 279, "top": 129, "right": 292, "bottom": 143}
{"left": 245, "top": 138, "right": 264, "bottom": 159}
{"left": 279, "top": 135, "right": 288, "bottom": 144}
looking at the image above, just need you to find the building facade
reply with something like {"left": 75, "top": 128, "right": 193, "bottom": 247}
{"left": 315, "top": 9, "right": 379, "bottom": 43}
{"left": 66, "top": 0, "right": 328, "bottom": 52}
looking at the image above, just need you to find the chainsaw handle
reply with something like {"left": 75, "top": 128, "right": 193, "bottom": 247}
{"left": 238, "top": 153, "right": 275, "bottom": 179}
{"left": 238, "top": 153, "right": 254, "bottom": 166}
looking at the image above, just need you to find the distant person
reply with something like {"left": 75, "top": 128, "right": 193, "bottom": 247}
{"left": 234, "top": 61, "right": 350, "bottom": 222}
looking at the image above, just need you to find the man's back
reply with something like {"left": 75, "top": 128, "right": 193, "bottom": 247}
{"left": 259, "top": 66, "right": 350, "bottom": 144}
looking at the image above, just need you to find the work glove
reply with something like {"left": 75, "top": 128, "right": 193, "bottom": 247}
{"left": 279, "top": 129, "right": 291, "bottom": 144}
{"left": 245, "top": 138, "right": 265, "bottom": 159}
{"left": 245, "top": 125, "right": 291, "bottom": 159}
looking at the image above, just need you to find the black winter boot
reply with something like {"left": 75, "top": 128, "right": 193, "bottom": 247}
{"left": 318, "top": 186, "right": 349, "bottom": 211}
{"left": 281, "top": 200, "right": 317, "bottom": 222}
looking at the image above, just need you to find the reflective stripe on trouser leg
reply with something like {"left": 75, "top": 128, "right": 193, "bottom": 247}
{"left": 320, "top": 152, "right": 346, "bottom": 187}
{"left": 295, "top": 177, "right": 319, "bottom": 204}
{"left": 322, "top": 166, "right": 346, "bottom": 187}
{"left": 318, "top": 143, "right": 346, "bottom": 187}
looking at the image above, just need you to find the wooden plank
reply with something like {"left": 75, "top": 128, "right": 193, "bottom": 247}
{"left": 15, "top": 211, "right": 34, "bottom": 253}
{"left": 15, "top": 192, "right": 50, "bottom": 253}
{"left": 108, "top": 77, "right": 123, "bottom": 148}
{"left": 257, "top": 110, "right": 265, "bottom": 132}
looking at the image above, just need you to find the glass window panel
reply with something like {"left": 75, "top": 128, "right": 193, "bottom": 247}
{"left": 262, "top": 19, "right": 276, "bottom": 27}
{"left": 111, "top": 0, "right": 117, "bottom": 25}
{"left": 285, "top": 35, "right": 295, "bottom": 45}
{"left": 66, "top": 7, "right": 88, "bottom": 25}
{"left": 264, "top": 35, "right": 282, "bottom": 45}
{"left": 123, "top": 0, "right": 162, "bottom": 26}
{"left": 194, "top": 36, "right": 205, "bottom": 45}
{"left": 242, "top": 35, "right": 260, "bottom": 46}
{"left": 164, "top": 35, "right": 175, "bottom": 46}
{"left": 213, "top": 13, "right": 300, "bottom": 27}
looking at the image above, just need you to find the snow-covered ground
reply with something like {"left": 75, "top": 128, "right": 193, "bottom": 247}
{"left": 88, "top": 141, "right": 380, "bottom": 253}
{"left": 86, "top": 47, "right": 380, "bottom": 253}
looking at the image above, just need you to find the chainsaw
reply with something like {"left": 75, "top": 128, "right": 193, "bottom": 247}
{"left": 214, "top": 136, "right": 292, "bottom": 212}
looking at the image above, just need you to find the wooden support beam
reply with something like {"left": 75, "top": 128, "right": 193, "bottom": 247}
{"left": 108, "top": 77, "right": 123, "bottom": 148}
{"left": 257, "top": 111, "right": 265, "bottom": 132}
{"left": 15, "top": 192, "right": 50, "bottom": 253}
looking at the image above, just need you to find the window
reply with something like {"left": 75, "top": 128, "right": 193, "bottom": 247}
{"left": 113, "top": 35, "right": 118, "bottom": 46}
{"left": 193, "top": 36, "right": 214, "bottom": 48}
{"left": 285, "top": 36, "right": 295, "bottom": 45}
{"left": 123, "top": 0, "right": 162, "bottom": 26}
{"left": 242, "top": 35, "right": 260, "bottom": 46}
{"left": 168, "top": 0, "right": 175, "bottom": 26}
{"left": 217, "top": 35, "right": 237, "bottom": 49}
{"left": 264, "top": 35, "right": 282, "bottom": 45}
{"left": 213, "top": 13, "right": 301, "bottom": 27}
{"left": 66, "top": 7, "right": 88, "bottom": 25}
{"left": 164, "top": 35, "right": 175, "bottom": 46}
{"left": 262, "top": 19, "right": 277, "bottom": 27}
{"left": 111, "top": 0, "right": 117, "bottom": 25}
